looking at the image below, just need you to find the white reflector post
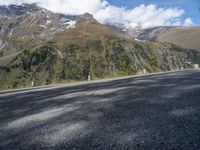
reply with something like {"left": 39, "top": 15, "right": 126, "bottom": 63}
{"left": 143, "top": 69, "right": 147, "bottom": 74}
{"left": 88, "top": 75, "right": 91, "bottom": 81}
{"left": 194, "top": 64, "right": 199, "bottom": 69}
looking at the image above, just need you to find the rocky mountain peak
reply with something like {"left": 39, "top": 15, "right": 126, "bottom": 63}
{"left": 0, "top": 3, "right": 40, "bottom": 17}
{"left": 0, "top": 3, "right": 200, "bottom": 90}
{"left": 77, "top": 12, "right": 97, "bottom": 24}
{"left": 80, "top": 13, "right": 94, "bottom": 19}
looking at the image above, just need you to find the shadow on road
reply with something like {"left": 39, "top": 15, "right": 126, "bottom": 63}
{"left": 0, "top": 70, "right": 200, "bottom": 150}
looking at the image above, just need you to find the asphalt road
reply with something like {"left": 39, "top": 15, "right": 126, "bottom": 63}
{"left": 1, "top": 70, "right": 200, "bottom": 150}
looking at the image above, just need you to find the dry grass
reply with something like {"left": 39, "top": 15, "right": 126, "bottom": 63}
{"left": 157, "top": 27, "right": 200, "bottom": 50}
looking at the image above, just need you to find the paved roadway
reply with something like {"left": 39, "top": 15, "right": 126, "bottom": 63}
{"left": 0, "top": 70, "right": 200, "bottom": 150}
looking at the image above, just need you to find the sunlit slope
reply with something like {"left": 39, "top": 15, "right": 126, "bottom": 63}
{"left": 0, "top": 5, "right": 200, "bottom": 90}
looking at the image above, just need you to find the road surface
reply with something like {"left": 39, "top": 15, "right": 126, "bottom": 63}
{"left": 0, "top": 70, "right": 200, "bottom": 150}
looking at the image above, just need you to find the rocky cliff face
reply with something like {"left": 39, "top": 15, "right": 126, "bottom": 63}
{"left": 0, "top": 4, "right": 200, "bottom": 90}
{"left": 0, "top": 3, "right": 39, "bottom": 17}
{"left": 0, "top": 3, "right": 78, "bottom": 56}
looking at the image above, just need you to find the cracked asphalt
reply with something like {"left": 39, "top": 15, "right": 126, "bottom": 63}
{"left": 0, "top": 70, "right": 200, "bottom": 150}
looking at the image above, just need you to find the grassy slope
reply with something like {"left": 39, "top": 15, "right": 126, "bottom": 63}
{"left": 0, "top": 20, "right": 200, "bottom": 90}
{"left": 156, "top": 27, "right": 200, "bottom": 51}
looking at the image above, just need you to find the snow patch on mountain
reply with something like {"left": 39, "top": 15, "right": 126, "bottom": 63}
{"left": 46, "top": 20, "right": 52, "bottom": 24}
{"left": 134, "top": 38, "right": 148, "bottom": 42}
{"left": 39, "top": 25, "right": 47, "bottom": 29}
{"left": 64, "top": 20, "right": 76, "bottom": 29}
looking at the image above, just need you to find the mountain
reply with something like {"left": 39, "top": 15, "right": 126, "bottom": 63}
{"left": 126, "top": 26, "right": 200, "bottom": 51}
{"left": 0, "top": 3, "right": 40, "bottom": 17}
{"left": 0, "top": 3, "right": 79, "bottom": 57}
{"left": 0, "top": 4, "right": 200, "bottom": 90}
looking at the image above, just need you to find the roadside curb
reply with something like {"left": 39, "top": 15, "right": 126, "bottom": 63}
{"left": 0, "top": 69, "right": 198, "bottom": 94}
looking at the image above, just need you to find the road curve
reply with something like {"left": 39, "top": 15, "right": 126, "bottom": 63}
{"left": 0, "top": 70, "right": 200, "bottom": 150}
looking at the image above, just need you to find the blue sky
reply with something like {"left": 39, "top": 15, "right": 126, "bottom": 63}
{"left": 108, "top": 0, "right": 200, "bottom": 26}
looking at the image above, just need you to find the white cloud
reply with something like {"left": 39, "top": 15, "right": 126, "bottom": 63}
{"left": 95, "top": 4, "right": 185, "bottom": 28}
{"left": 0, "top": 0, "right": 108, "bottom": 15}
{"left": 183, "top": 18, "right": 193, "bottom": 26}
{"left": 0, "top": 0, "right": 191, "bottom": 28}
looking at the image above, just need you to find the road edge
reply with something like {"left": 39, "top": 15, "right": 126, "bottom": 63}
{"left": 0, "top": 69, "right": 198, "bottom": 94}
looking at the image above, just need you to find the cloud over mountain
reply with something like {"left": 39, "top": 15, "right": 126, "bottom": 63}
{"left": 95, "top": 4, "right": 186, "bottom": 28}
{"left": 0, "top": 0, "right": 193, "bottom": 28}
{"left": 183, "top": 18, "right": 193, "bottom": 26}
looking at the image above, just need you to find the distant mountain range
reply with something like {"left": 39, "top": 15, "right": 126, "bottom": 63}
{"left": 124, "top": 26, "right": 200, "bottom": 51}
{"left": 0, "top": 3, "right": 200, "bottom": 90}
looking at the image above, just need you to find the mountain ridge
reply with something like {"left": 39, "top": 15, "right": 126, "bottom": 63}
{"left": 125, "top": 26, "right": 200, "bottom": 51}
{"left": 0, "top": 4, "right": 200, "bottom": 90}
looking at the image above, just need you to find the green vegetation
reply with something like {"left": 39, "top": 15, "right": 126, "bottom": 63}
{"left": 150, "top": 52, "right": 160, "bottom": 72}
{"left": 1, "top": 13, "right": 200, "bottom": 90}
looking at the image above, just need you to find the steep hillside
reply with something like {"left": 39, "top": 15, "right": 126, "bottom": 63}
{"left": 156, "top": 27, "right": 200, "bottom": 51}
{"left": 0, "top": 3, "right": 78, "bottom": 57}
{"left": 0, "top": 4, "right": 200, "bottom": 90}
